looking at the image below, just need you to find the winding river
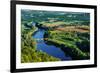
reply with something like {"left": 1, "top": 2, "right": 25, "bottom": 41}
{"left": 32, "top": 23, "right": 72, "bottom": 60}
{"left": 32, "top": 29, "right": 71, "bottom": 60}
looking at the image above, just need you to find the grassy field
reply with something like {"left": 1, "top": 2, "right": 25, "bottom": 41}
{"left": 40, "top": 21, "right": 69, "bottom": 27}
{"left": 55, "top": 25, "right": 89, "bottom": 33}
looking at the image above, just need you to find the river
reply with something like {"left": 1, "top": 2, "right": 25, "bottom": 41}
{"left": 32, "top": 28, "right": 72, "bottom": 61}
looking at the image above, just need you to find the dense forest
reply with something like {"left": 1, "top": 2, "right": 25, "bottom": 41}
{"left": 21, "top": 9, "right": 90, "bottom": 63}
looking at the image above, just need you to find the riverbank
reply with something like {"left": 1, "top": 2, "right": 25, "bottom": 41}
{"left": 44, "top": 38, "right": 89, "bottom": 60}
{"left": 21, "top": 21, "right": 60, "bottom": 63}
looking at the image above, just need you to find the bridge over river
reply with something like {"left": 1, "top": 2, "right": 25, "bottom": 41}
{"left": 35, "top": 38, "right": 48, "bottom": 42}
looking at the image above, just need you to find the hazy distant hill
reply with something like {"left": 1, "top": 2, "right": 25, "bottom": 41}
{"left": 21, "top": 9, "right": 90, "bottom": 25}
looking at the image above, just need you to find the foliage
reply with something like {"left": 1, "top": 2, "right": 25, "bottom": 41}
{"left": 21, "top": 21, "right": 60, "bottom": 63}
{"left": 44, "top": 26, "right": 90, "bottom": 60}
{"left": 21, "top": 9, "right": 90, "bottom": 61}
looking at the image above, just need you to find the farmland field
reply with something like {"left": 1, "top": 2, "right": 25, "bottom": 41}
{"left": 21, "top": 9, "right": 90, "bottom": 63}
